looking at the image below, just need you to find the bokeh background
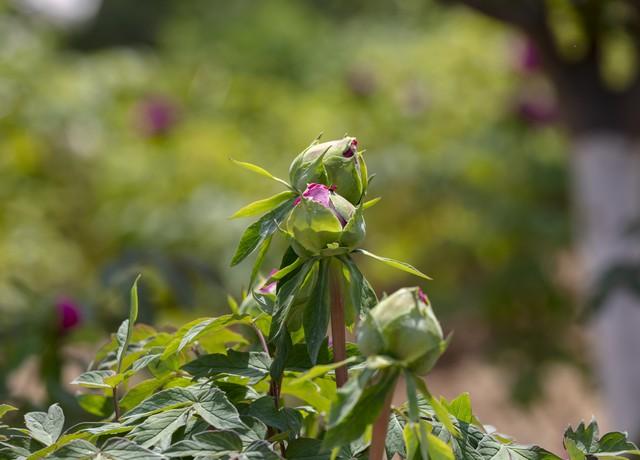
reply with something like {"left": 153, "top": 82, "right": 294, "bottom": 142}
{"left": 0, "top": 0, "right": 607, "bottom": 450}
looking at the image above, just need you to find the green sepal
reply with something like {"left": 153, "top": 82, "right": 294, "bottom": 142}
{"left": 230, "top": 191, "right": 297, "bottom": 219}
{"left": 354, "top": 249, "right": 431, "bottom": 280}
{"left": 231, "top": 158, "right": 293, "bottom": 190}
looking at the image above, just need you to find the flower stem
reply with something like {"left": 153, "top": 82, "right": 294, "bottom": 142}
{"left": 369, "top": 385, "right": 395, "bottom": 460}
{"left": 112, "top": 386, "right": 121, "bottom": 422}
{"left": 329, "top": 264, "right": 348, "bottom": 388}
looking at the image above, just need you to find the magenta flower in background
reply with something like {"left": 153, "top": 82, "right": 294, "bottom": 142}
{"left": 515, "top": 97, "right": 558, "bottom": 126}
{"left": 56, "top": 297, "right": 82, "bottom": 333}
{"left": 136, "top": 96, "right": 179, "bottom": 137}
{"left": 516, "top": 38, "right": 542, "bottom": 74}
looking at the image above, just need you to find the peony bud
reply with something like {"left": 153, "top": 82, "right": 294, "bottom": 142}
{"left": 289, "top": 137, "right": 366, "bottom": 205}
{"left": 287, "top": 183, "right": 365, "bottom": 257}
{"left": 356, "top": 287, "right": 445, "bottom": 375}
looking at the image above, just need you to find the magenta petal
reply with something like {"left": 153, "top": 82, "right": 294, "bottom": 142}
{"left": 302, "top": 183, "right": 332, "bottom": 209}
{"left": 343, "top": 139, "right": 358, "bottom": 158}
{"left": 418, "top": 288, "right": 429, "bottom": 305}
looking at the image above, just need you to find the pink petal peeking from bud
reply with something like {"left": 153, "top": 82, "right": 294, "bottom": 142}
{"left": 297, "top": 183, "right": 348, "bottom": 227}
{"left": 301, "top": 183, "right": 332, "bottom": 208}
{"left": 418, "top": 288, "right": 429, "bottom": 305}
{"left": 258, "top": 269, "right": 278, "bottom": 295}
{"left": 56, "top": 297, "right": 82, "bottom": 332}
{"left": 343, "top": 139, "right": 358, "bottom": 158}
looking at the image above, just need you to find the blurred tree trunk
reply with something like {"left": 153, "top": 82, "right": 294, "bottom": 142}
{"left": 572, "top": 134, "right": 640, "bottom": 439}
{"left": 441, "top": 0, "right": 640, "bottom": 440}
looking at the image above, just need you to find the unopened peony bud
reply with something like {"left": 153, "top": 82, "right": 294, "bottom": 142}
{"left": 289, "top": 137, "right": 366, "bottom": 205}
{"left": 287, "top": 183, "right": 365, "bottom": 256}
{"left": 357, "top": 287, "right": 445, "bottom": 375}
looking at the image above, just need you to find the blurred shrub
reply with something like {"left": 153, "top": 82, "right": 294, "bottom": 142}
{"left": 0, "top": 0, "right": 571, "bottom": 409}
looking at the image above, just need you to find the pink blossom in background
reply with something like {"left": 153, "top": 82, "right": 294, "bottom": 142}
{"left": 56, "top": 297, "right": 82, "bottom": 332}
{"left": 516, "top": 38, "right": 542, "bottom": 74}
{"left": 515, "top": 97, "right": 558, "bottom": 126}
{"left": 136, "top": 96, "right": 179, "bottom": 137}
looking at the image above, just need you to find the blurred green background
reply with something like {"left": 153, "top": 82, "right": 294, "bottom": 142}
{"left": 0, "top": 0, "right": 576, "bottom": 424}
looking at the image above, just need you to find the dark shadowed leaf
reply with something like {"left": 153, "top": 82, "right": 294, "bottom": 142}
{"left": 303, "top": 259, "right": 330, "bottom": 364}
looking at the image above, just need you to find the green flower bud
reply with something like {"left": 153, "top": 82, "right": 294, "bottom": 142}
{"left": 356, "top": 287, "right": 445, "bottom": 375}
{"left": 287, "top": 183, "right": 365, "bottom": 257}
{"left": 289, "top": 137, "right": 366, "bottom": 205}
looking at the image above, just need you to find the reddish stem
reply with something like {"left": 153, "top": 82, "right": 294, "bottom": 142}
{"left": 369, "top": 387, "right": 394, "bottom": 460}
{"left": 329, "top": 267, "right": 348, "bottom": 388}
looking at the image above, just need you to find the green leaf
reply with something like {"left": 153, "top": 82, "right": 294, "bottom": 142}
{"left": 116, "top": 275, "right": 141, "bottom": 374}
{"left": 288, "top": 357, "right": 357, "bottom": 385}
{"left": 24, "top": 404, "right": 64, "bottom": 447}
{"left": 478, "top": 436, "right": 559, "bottom": 460}
{"left": 269, "top": 260, "right": 315, "bottom": 343}
{"left": 76, "top": 394, "right": 112, "bottom": 418}
{"left": 413, "top": 377, "right": 459, "bottom": 437}
{"left": 270, "top": 257, "right": 304, "bottom": 281}
{"left": 71, "top": 370, "right": 117, "bottom": 390}
{"left": 362, "top": 197, "right": 381, "bottom": 209}
{"left": 0, "top": 405, "right": 18, "bottom": 419}
{"left": 281, "top": 376, "right": 334, "bottom": 413}
{"left": 428, "top": 429, "right": 455, "bottom": 460}
{"left": 119, "top": 376, "right": 172, "bottom": 413}
{"left": 231, "top": 197, "right": 296, "bottom": 266}
{"left": 192, "top": 387, "right": 247, "bottom": 431}
{"left": 46, "top": 439, "right": 97, "bottom": 460}
{"left": 286, "top": 438, "right": 332, "bottom": 459}
{"left": 244, "top": 440, "right": 281, "bottom": 460}
{"left": 445, "top": 392, "right": 474, "bottom": 424}
{"left": 340, "top": 255, "right": 377, "bottom": 321}
{"left": 231, "top": 191, "right": 297, "bottom": 219}
{"left": 25, "top": 432, "right": 92, "bottom": 460}
{"left": 403, "top": 422, "right": 420, "bottom": 460}
{"left": 324, "top": 367, "right": 399, "bottom": 448}
{"left": 564, "top": 420, "right": 640, "bottom": 459}
{"left": 161, "top": 314, "right": 251, "bottom": 359}
{"left": 386, "top": 411, "right": 406, "bottom": 459}
{"left": 182, "top": 350, "right": 271, "bottom": 384}
{"left": 130, "top": 407, "right": 190, "bottom": 449}
{"left": 163, "top": 430, "right": 243, "bottom": 457}
{"left": 122, "top": 387, "right": 194, "bottom": 422}
{"left": 246, "top": 397, "right": 303, "bottom": 435}
{"left": 565, "top": 438, "right": 587, "bottom": 460}
{"left": 231, "top": 158, "right": 292, "bottom": 189}
{"left": 101, "top": 437, "right": 165, "bottom": 459}
{"left": 250, "top": 234, "right": 273, "bottom": 288}
{"left": 303, "top": 259, "right": 331, "bottom": 364}
{"left": 355, "top": 249, "right": 432, "bottom": 280}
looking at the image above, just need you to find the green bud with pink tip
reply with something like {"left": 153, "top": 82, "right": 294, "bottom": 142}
{"left": 287, "top": 183, "right": 365, "bottom": 257}
{"left": 289, "top": 136, "right": 367, "bottom": 205}
{"left": 356, "top": 287, "right": 446, "bottom": 375}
